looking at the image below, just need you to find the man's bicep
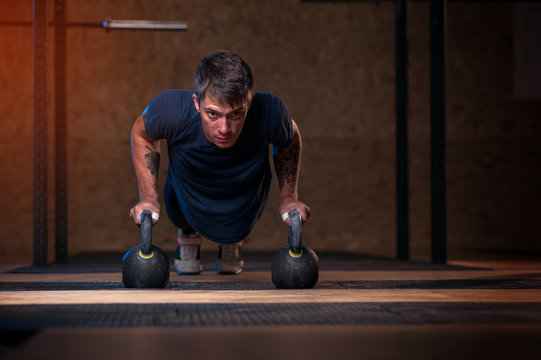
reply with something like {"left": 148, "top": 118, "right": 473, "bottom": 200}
{"left": 133, "top": 114, "right": 155, "bottom": 143}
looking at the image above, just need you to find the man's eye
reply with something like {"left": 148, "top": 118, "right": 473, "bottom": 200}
{"left": 207, "top": 111, "right": 217, "bottom": 118}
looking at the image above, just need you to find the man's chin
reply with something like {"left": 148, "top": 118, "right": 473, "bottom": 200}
{"left": 214, "top": 139, "right": 235, "bottom": 149}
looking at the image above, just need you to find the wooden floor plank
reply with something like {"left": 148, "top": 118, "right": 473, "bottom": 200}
{"left": 1, "top": 269, "right": 541, "bottom": 283}
{"left": 1, "top": 288, "right": 540, "bottom": 305}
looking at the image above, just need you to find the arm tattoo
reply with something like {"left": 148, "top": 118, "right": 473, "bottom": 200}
{"left": 144, "top": 145, "right": 160, "bottom": 180}
{"left": 274, "top": 141, "right": 300, "bottom": 186}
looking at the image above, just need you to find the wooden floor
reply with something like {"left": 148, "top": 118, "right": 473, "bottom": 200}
{"left": 1, "top": 254, "right": 541, "bottom": 360}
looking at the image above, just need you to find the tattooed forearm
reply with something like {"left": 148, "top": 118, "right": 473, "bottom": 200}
{"left": 273, "top": 140, "right": 300, "bottom": 186}
{"left": 144, "top": 145, "right": 160, "bottom": 180}
{"left": 276, "top": 164, "right": 297, "bottom": 185}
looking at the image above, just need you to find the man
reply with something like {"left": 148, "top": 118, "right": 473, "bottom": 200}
{"left": 129, "top": 50, "right": 310, "bottom": 275}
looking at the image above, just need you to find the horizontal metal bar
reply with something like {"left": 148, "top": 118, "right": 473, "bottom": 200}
{"left": 102, "top": 18, "right": 188, "bottom": 31}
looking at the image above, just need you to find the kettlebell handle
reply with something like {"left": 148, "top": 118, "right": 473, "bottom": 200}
{"left": 288, "top": 209, "right": 302, "bottom": 254}
{"left": 140, "top": 210, "right": 153, "bottom": 255}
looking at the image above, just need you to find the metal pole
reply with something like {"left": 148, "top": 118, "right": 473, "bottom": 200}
{"left": 430, "top": 0, "right": 447, "bottom": 264}
{"left": 33, "top": 0, "right": 48, "bottom": 266}
{"left": 396, "top": 0, "right": 409, "bottom": 260}
{"left": 55, "top": 0, "right": 68, "bottom": 263}
{"left": 102, "top": 19, "right": 188, "bottom": 31}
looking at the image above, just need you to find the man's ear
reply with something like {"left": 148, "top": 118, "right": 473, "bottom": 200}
{"left": 246, "top": 92, "right": 254, "bottom": 110}
{"left": 192, "top": 93, "right": 200, "bottom": 112}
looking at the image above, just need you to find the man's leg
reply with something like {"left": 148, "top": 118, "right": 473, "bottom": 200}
{"left": 175, "top": 229, "right": 203, "bottom": 275}
{"left": 164, "top": 176, "right": 202, "bottom": 275}
{"left": 216, "top": 240, "right": 245, "bottom": 275}
{"left": 215, "top": 187, "right": 270, "bottom": 275}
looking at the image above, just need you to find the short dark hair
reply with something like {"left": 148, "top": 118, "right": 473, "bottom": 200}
{"left": 194, "top": 50, "right": 254, "bottom": 106}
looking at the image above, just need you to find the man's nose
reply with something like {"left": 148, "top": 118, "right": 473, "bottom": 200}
{"left": 218, "top": 117, "right": 231, "bottom": 133}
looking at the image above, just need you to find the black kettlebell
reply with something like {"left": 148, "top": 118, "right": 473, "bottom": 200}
{"left": 122, "top": 210, "right": 169, "bottom": 288}
{"left": 271, "top": 210, "right": 319, "bottom": 289}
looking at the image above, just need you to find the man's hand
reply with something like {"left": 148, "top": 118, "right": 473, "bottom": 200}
{"left": 279, "top": 196, "right": 311, "bottom": 225}
{"left": 129, "top": 198, "right": 160, "bottom": 225}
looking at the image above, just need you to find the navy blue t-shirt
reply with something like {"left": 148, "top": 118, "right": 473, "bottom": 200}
{"left": 144, "top": 90, "right": 294, "bottom": 243}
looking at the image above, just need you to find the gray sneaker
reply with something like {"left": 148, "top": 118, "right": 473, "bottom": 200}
{"left": 216, "top": 244, "right": 244, "bottom": 274}
{"left": 174, "top": 230, "right": 202, "bottom": 275}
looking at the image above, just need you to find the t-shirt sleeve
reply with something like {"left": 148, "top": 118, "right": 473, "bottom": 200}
{"left": 143, "top": 90, "right": 189, "bottom": 141}
{"left": 266, "top": 94, "right": 294, "bottom": 148}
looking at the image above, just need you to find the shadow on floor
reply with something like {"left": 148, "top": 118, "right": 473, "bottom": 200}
{"left": 6, "top": 251, "right": 490, "bottom": 274}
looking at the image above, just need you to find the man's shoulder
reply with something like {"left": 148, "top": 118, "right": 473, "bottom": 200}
{"left": 252, "top": 91, "right": 289, "bottom": 117}
{"left": 146, "top": 89, "right": 197, "bottom": 134}
{"left": 248, "top": 92, "right": 292, "bottom": 146}
{"left": 153, "top": 89, "right": 194, "bottom": 103}
{"left": 148, "top": 89, "right": 196, "bottom": 116}
{"left": 252, "top": 91, "right": 286, "bottom": 112}
{"left": 254, "top": 91, "right": 281, "bottom": 103}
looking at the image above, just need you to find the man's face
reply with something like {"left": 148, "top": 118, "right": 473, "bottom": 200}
{"left": 193, "top": 93, "right": 252, "bottom": 149}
